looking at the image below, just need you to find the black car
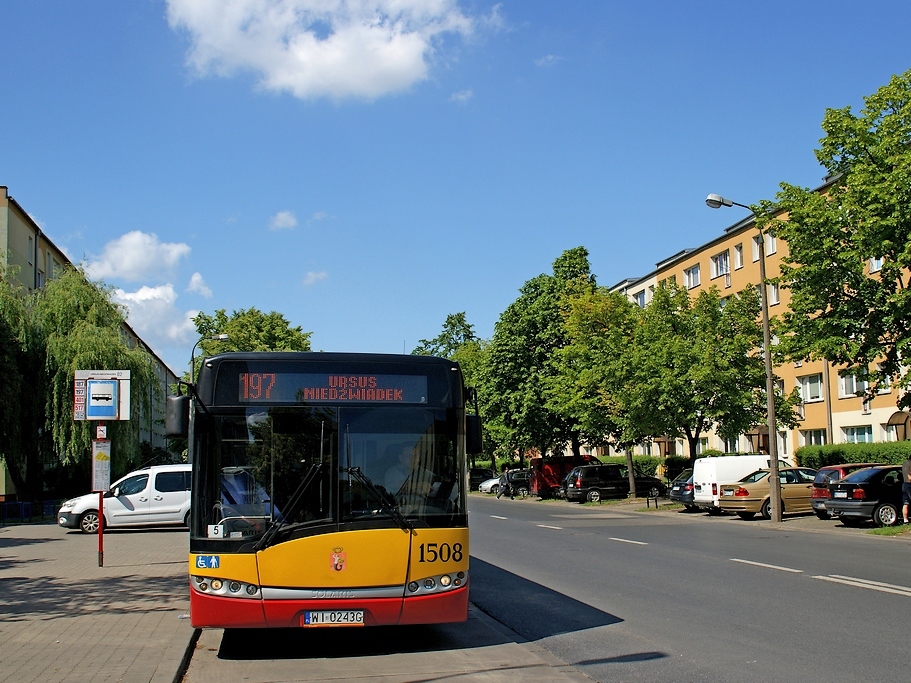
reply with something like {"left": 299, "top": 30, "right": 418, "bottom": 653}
{"left": 562, "top": 464, "right": 666, "bottom": 503}
{"left": 469, "top": 467, "right": 495, "bottom": 491}
{"left": 825, "top": 465, "right": 903, "bottom": 527}
{"left": 668, "top": 469, "right": 695, "bottom": 510}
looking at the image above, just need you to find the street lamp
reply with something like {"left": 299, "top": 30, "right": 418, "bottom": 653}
{"left": 705, "top": 193, "right": 782, "bottom": 522}
{"left": 190, "top": 334, "right": 229, "bottom": 385}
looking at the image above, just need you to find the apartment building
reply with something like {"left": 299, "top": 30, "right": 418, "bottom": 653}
{"left": 613, "top": 181, "right": 907, "bottom": 461}
{"left": 0, "top": 186, "right": 178, "bottom": 499}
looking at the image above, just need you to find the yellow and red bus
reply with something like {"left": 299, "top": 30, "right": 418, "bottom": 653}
{"left": 167, "top": 352, "right": 481, "bottom": 628}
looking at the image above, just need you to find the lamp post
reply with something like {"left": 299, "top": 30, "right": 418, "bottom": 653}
{"left": 705, "top": 194, "right": 782, "bottom": 522}
{"left": 190, "top": 334, "right": 230, "bottom": 385}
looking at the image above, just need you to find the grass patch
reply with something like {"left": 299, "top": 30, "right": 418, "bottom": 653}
{"left": 636, "top": 502, "right": 684, "bottom": 512}
{"left": 867, "top": 525, "right": 911, "bottom": 537}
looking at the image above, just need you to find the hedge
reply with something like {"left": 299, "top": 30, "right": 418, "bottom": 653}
{"left": 794, "top": 442, "right": 911, "bottom": 469}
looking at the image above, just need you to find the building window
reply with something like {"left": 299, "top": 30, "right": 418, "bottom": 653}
{"left": 798, "top": 374, "right": 824, "bottom": 403}
{"left": 723, "top": 436, "right": 739, "bottom": 453}
{"left": 842, "top": 426, "right": 873, "bottom": 444}
{"left": 882, "top": 424, "right": 898, "bottom": 442}
{"left": 800, "top": 429, "right": 827, "bottom": 446}
{"left": 765, "top": 233, "right": 777, "bottom": 256}
{"left": 840, "top": 370, "right": 869, "bottom": 398}
{"left": 733, "top": 244, "right": 744, "bottom": 270}
{"left": 710, "top": 251, "right": 730, "bottom": 279}
{"left": 633, "top": 290, "right": 646, "bottom": 308}
{"left": 37, "top": 270, "right": 45, "bottom": 288}
{"left": 777, "top": 431, "right": 788, "bottom": 456}
{"left": 684, "top": 264, "right": 701, "bottom": 289}
{"left": 767, "top": 282, "right": 780, "bottom": 306}
{"left": 752, "top": 236, "right": 761, "bottom": 262}
{"left": 870, "top": 256, "right": 883, "bottom": 273}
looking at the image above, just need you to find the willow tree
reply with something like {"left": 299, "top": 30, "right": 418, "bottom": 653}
{"left": 35, "top": 267, "right": 157, "bottom": 469}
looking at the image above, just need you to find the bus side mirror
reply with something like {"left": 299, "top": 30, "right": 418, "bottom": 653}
{"left": 466, "top": 415, "right": 483, "bottom": 455}
{"left": 166, "top": 395, "right": 190, "bottom": 439}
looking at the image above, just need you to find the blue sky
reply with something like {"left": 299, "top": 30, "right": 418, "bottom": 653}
{"left": 2, "top": 1, "right": 910, "bottom": 375}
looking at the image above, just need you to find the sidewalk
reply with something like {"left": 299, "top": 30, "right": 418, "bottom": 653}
{"left": 0, "top": 524, "right": 192, "bottom": 683}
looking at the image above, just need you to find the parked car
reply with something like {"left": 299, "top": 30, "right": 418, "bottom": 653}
{"left": 469, "top": 467, "right": 495, "bottom": 491}
{"left": 810, "top": 463, "right": 882, "bottom": 519}
{"left": 478, "top": 477, "right": 501, "bottom": 494}
{"left": 668, "top": 469, "right": 695, "bottom": 510}
{"left": 57, "top": 464, "right": 191, "bottom": 534}
{"left": 825, "top": 465, "right": 903, "bottom": 527}
{"left": 562, "top": 464, "right": 666, "bottom": 503}
{"left": 528, "top": 454, "right": 600, "bottom": 499}
{"left": 693, "top": 454, "right": 790, "bottom": 513}
{"left": 718, "top": 467, "right": 817, "bottom": 519}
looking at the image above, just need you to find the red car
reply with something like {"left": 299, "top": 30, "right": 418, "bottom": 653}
{"left": 810, "top": 462, "right": 882, "bottom": 519}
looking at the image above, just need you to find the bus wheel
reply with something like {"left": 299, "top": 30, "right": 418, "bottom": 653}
{"left": 79, "top": 510, "right": 101, "bottom": 534}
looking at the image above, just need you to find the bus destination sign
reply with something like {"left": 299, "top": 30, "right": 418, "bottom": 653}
{"left": 238, "top": 372, "right": 428, "bottom": 404}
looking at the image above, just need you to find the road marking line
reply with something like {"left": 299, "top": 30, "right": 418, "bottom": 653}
{"left": 813, "top": 575, "right": 911, "bottom": 597}
{"left": 730, "top": 559, "right": 803, "bottom": 573}
{"left": 490, "top": 515, "right": 508, "bottom": 520}
{"left": 537, "top": 524, "right": 563, "bottom": 530}
{"left": 609, "top": 537, "right": 648, "bottom": 545}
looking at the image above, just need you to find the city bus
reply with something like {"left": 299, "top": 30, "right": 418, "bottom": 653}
{"left": 166, "top": 352, "right": 482, "bottom": 629}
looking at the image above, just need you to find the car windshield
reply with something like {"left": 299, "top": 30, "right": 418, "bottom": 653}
{"left": 813, "top": 470, "right": 840, "bottom": 485}
{"left": 739, "top": 470, "right": 769, "bottom": 483}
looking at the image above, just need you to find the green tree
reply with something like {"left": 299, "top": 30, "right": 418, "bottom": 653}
{"left": 35, "top": 268, "right": 158, "bottom": 469}
{"left": 480, "top": 247, "right": 596, "bottom": 463}
{"left": 412, "top": 312, "right": 477, "bottom": 358}
{"left": 623, "top": 284, "right": 796, "bottom": 461}
{"left": 760, "top": 68, "right": 911, "bottom": 404}
{"left": 191, "top": 307, "right": 312, "bottom": 378}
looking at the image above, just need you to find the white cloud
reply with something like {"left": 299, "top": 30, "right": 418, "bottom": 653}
{"left": 113, "top": 284, "right": 198, "bottom": 348}
{"left": 306, "top": 211, "right": 331, "bottom": 225}
{"left": 535, "top": 54, "right": 562, "bottom": 67}
{"left": 303, "top": 271, "right": 328, "bottom": 286}
{"left": 270, "top": 210, "right": 298, "bottom": 230}
{"left": 165, "top": 0, "right": 478, "bottom": 101}
{"left": 449, "top": 89, "right": 473, "bottom": 104}
{"left": 84, "top": 231, "right": 191, "bottom": 282}
{"left": 186, "top": 272, "right": 213, "bottom": 297}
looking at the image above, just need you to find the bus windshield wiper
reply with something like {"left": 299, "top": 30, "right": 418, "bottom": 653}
{"left": 346, "top": 467, "right": 413, "bottom": 532}
{"left": 255, "top": 462, "right": 326, "bottom": 550}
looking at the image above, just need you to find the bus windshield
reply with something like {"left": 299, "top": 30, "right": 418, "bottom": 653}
{"left": 192, "top": 405, "right": 464, "bottom": 542}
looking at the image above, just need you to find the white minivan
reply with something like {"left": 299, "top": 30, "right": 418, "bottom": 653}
{"left": 692, "top": 455, "right": 790, "bottom": 513}
{"left": 57, "top": 464, "right": 191, "bottom": 534}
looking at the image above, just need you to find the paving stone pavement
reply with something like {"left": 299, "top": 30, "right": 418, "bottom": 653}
{"left": 0, "top": 523, "right": 192, "bottom": 683}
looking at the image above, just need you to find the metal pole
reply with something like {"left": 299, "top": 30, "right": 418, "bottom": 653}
{"left": 757, "top": 229, "right": 782, "bottom": 522}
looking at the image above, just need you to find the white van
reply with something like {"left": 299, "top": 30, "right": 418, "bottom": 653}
{"left": 692, "top": 455, "right": 789, "bottom": 513}
{"left": 57, "top": 464, "right": 191, "bottom": 534}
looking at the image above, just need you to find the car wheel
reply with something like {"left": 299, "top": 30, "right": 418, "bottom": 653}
{"left": 586, "top": 489, "right": 601, "bottom": 503}
{"left": 79, "top": 510, "right": 101, "bottom": 534}
{"left": 873, "top": 502, "right": 899, "bottom": 527}
{"left": 814, "top": 510, "right": 830, "bottom": 520}
{"left": 184, "top": 511, "right": 191, "bottom": 527}
{"left": 736, "top": 512, "right": 756, "bottom": 520}
{"left": 516, "top": 487, "right": 529, "bottom": 499}
{"left": 490, "top": 484, "right": 499, "bottom": 495}
{"left": 760, "top": 499, "right": 772, "bottom": 520}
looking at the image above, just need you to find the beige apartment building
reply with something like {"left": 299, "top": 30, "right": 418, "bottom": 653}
{"left": 0, "top": 186, "right": 178, "bottom": 500}
{"left": 613, "top": 182, "right": 908, "bottom": 462}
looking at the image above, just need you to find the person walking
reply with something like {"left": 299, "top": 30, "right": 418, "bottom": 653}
{"left": 496, "top": 466, "right": 513, "bottom": 500}
{"left": 902, "top": 456, "right": 911, "bottom": 524}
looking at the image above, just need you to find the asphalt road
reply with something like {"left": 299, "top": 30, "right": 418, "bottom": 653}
{"left": 468, "top": 494, "right": 911, "bottom": 683}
